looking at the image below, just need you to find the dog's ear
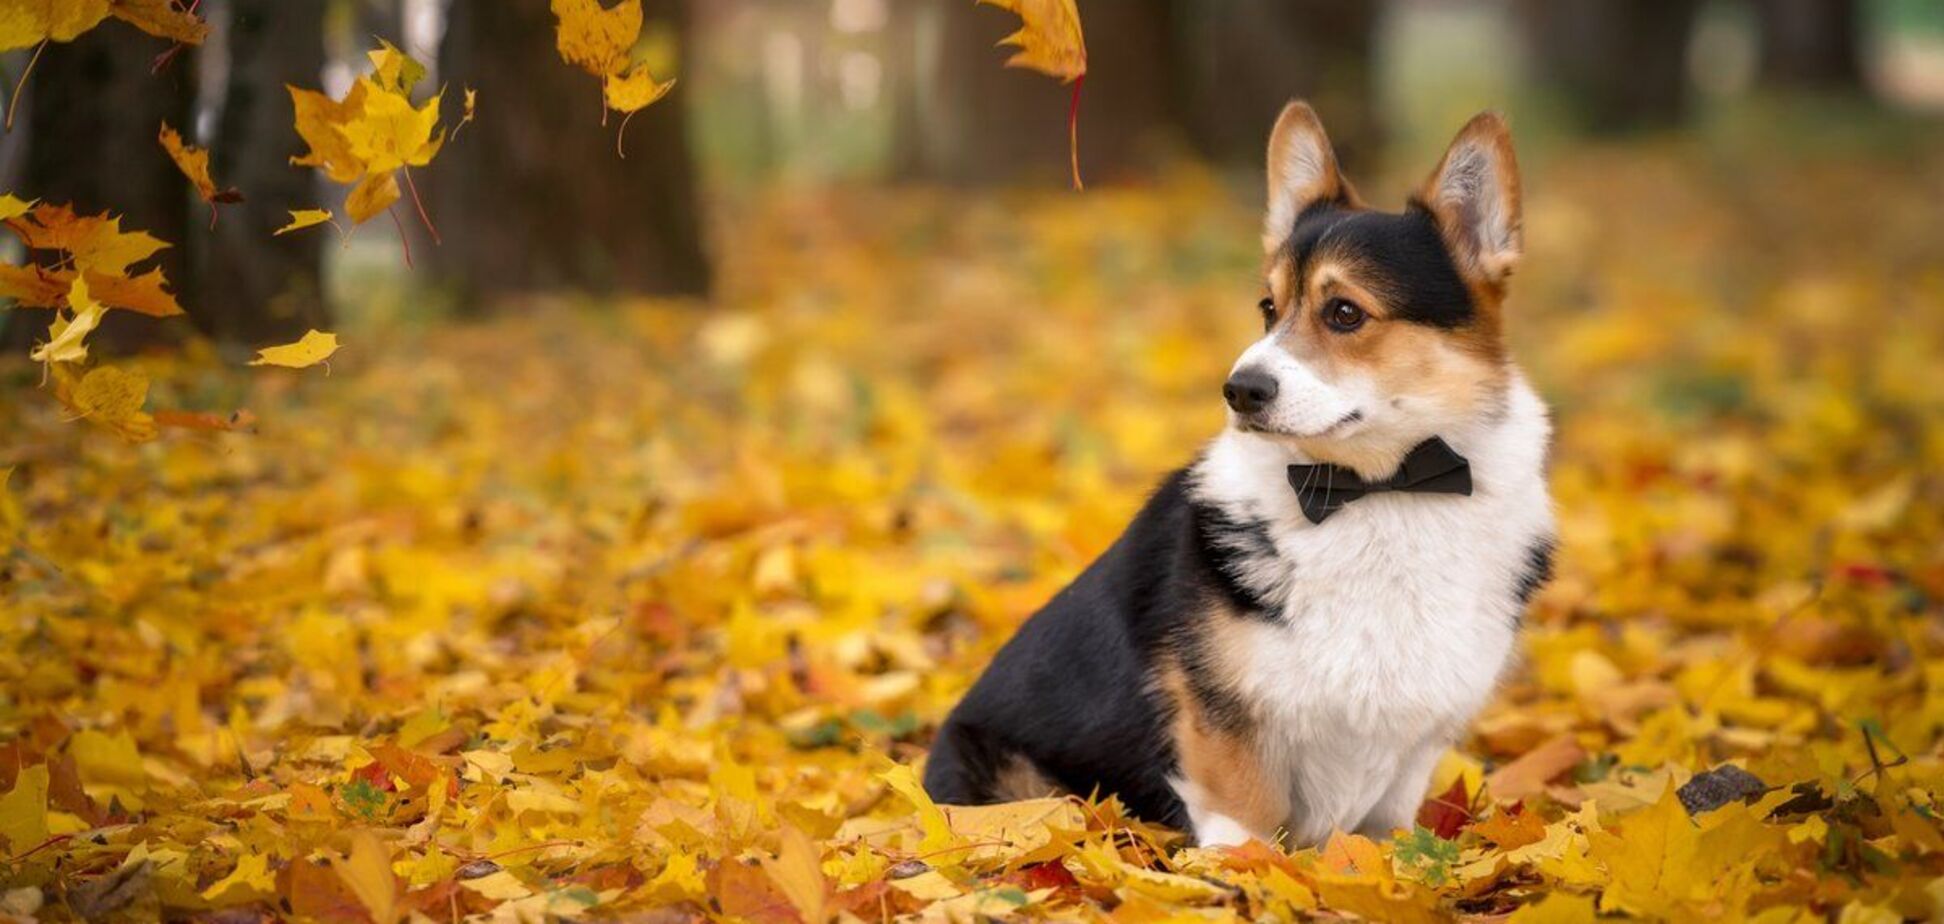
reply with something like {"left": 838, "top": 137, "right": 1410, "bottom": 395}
{"left": 1263, "top": 101, "right": 1357, "bottom": 254}
{"left": 1418, "top": 112, "right": 1522, "bottom": 286}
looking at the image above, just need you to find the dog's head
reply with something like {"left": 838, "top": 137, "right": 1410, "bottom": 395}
{"left": 1226, "top": 102, "right": 1522, "bottom": 476}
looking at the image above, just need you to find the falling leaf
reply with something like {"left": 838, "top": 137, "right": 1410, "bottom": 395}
{"left": 0, "top": 0, "right": 112, "bottom": 50}
{"left": 346, "top": 172, "right": 401, "bottom": 225}
{"left": 604, "top": 64, "right": 674, "bottom": 114}
{"left": 66, "top": 365, "right": 157, "bottom": 443}
{"left": 551, "top": 0, "right": 641, "bottom": 77}
{"left": 977, "top": 0, "right": 1085, "bottom": 81}
{"left": 249, "top": 329, "right": 340, "bottom": 369}
{"left": 275, "top": 209, "right": 336, "bottom": 236}
{"left": 29, "top": 276, "right": 106, "bottom": 366}
{"left": 159, "top": 122, "right": 243, "bottom": 224}
{"left": 453, "top": 87, "right": 477, "bottom": 137}
{"left": 287, "top": 41, "right": 450, "bottom": 258}
{"left": 0, "top": 193, "right": 34, "bottom": 221}
{"left": 106, "top": 0, "right": 208, "bottom": 44}
{"left": 549, "top": 0, "right": 675, "bottom": 137}
{"left": 365, "top": 38, "right": 426, "bottom": 95}
{"left": 976, "top": 0, "right": 1087, "bottom": 189}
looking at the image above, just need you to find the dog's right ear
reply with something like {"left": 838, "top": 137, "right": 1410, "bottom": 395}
{"left": 1263, "top": 101, "right": 1357, "bottom": 254}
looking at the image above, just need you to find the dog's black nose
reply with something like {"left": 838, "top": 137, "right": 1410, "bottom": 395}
{"left": 1223, "top": 367, "right": 1279, "bottom": 414}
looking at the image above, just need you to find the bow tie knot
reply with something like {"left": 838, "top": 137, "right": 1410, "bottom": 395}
{"left": 1286, "top": 437, "right": 1473, "bottom": 524}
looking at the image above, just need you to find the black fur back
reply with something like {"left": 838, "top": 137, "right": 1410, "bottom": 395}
{"left": 924, "top": 468, "right": 1243, "bottom": 827}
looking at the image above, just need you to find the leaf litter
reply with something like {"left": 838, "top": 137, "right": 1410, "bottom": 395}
{"left": 3, "top": 141, "right": 1944, "bottom": 920}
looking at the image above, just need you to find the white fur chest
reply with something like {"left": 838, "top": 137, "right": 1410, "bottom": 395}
{"left": 1186, "top": 379, "right": 1555, "bottom": 841}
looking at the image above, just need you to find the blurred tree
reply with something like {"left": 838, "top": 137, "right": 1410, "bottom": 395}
{"left": 1519, "top": 0, "right": 1704, "bottom": 133}
{"left": 3, "top": 25, "right": 195, "bottom": 352}
{"left": 197, "top": 0, "right": 330, "bottom": 346}
{"left": 897, "top": 0, "right": 1181, "bottom": 184}
{"left": 1754, "top": 0, "right": 1866, "bottom": 92}
{"left": 430, "top": 0, "right": 711, "bottom": 302}
{"left": 1172, "top": 0, "right": 1381, "bottom": 173}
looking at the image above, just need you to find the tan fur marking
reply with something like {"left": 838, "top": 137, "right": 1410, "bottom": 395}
{"left": 989, "top": 754, "right": 1063, "bottom": 802}
{"left": 1160, "top": 654, "right": 1286, "bottom": 839}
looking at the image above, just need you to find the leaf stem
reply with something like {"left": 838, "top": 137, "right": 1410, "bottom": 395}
{"left": 402, "top": 167, "right": 441, "bottom": 246}
{"left": 6, "top": 41, "right": 48, "bottom": 132}
{"left": 616, "top": 109, "right": 638, "bottom": 160}
{"left": 388, "top": 205, "right": 414, "bottom": 269}
{"left": 1067, "top": 74, "right": 1084, "bottom": 192}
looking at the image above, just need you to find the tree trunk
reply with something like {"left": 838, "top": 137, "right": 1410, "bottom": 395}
{"left": 1173, "top": 0, "right": 1382, "bottom": 174}
{"left": 196, "top": 0, "right": 329, "bottom": 347}
{"left": 4, "top": 24, "right": 195, "bottom": 352}
{"left": 428, "top": 0, "right": 711, "bottom": 305}
{"left": 904, "top": 0, "right": 1181, "bottom": 185}
{"left": 1755, "top": 0, "right": 1866, "bottom": 93}
{"left": 1518, "top": 0, "right": 1703, "bottom": 134}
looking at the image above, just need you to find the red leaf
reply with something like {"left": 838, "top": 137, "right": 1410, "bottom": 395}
{"left": 1416, "top": 776, "right": 1472, "bottom": 840}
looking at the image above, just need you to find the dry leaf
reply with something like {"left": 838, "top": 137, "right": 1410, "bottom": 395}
{"left": 249, "top": 329, "right": 340, "bottom": 369}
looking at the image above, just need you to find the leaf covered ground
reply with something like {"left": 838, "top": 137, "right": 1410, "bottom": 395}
{"left": 4, "top": 134, "right": 1944, "bottom": 922}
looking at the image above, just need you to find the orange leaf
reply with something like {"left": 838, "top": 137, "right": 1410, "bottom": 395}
{"left": 977, "top": 0, "right": 1085, "bottom": 81}
{"left": 108, "top": 0, "right": 209, "bottom": 45}
{"left": 85, "top": 268, "right": 182, "bottom": 317}
{"left": 159, "top": 121, "right": 242, "bottom": 212}
{"left": 1474, "top": 803, "right": 1548, "bottom": 850}
{"left": 1486, "top": 734, "right": 1586, "bottom": 803}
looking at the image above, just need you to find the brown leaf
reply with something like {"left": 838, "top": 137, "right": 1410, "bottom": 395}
{"left": 1485, "top": 734, "right": 1586, "bottom": 803}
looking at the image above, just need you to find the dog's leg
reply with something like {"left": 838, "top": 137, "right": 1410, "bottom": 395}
{"left": 1357, "top": 741, "right": 1447, "bottom": 838}
{"left": 1163, "top": 669, "right": 1286, "bottom": 848}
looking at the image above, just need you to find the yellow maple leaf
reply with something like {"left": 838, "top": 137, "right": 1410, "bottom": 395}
{"left": 333, "top": 831, "right": 399, "bottom": 924}
{"left": 201, "top": 853, "right": 277, "bottom": 904}
{"left": 0, "top": 192, "right": 34, "bottom": 221}
{"left": 878, "top": 763, "right": 953, "bottom": 853}
{"left": 0, "top": 764, "right": 49, "bottom": 854}
{"left": 70, "top": 728, "right": 148, "bottom": 810}
{"left": 0, "top": 0, "right": 112, "bottom": 51}
{"left": 289, "top": 83, "right": 370, "bottom": 184}
{"left": 107, "top": 0, "right": 208, "bottom": 44}
{"left": 249, "top": 329, "right": 340, "bottom": 369}
{"left": 551, "top": 0, "right": 641, "bottom": 77}
{"left": 366, "top": 38, "right": 426, "bottom": 95}
{"left": 603, "top": 63, "right": 674, "bottom": 115}
{"left": 275, "top": 209, "right": 336, "bottom": 236}
{"left": 30, "top": 276, "right": 106, "bottom": 366}
{"left": 759, "top": 825, "right": 828, "bottom": 924}
{"left": 345, "top": 173, "right": 401, "bottom": 226}
{"left": 1586, "top": 787, "right": 1700, "bottom": 917}
{"left": 66, "top": 365, "right": 156, "bottom": 443}
{"left": 340, "top": 80, "right": 444, "bottom": 174}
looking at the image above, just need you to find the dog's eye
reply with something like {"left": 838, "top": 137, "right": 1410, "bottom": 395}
{"left": 1257, "top": 297, "right": 1276, "bottom": 331}
{"left": 1323, "top": 298, "right": 1366, "bottom": 333}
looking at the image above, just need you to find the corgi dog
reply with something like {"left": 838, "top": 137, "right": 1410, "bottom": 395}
{"left": 923, "top": 102, "right": 1557, "bottom": 848}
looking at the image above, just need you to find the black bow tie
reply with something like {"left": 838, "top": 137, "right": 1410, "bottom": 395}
{"left": 1286, "top": 437, "right": 1473, "bottom": 524}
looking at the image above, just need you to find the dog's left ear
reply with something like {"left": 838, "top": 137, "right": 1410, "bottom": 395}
{"left": 1418, "top": 112, "right": 1522, "bottom": 286}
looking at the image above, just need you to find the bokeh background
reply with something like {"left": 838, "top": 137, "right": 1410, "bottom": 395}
{"left": 4, "top": 0, "right": 1943, "bottom": 344}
